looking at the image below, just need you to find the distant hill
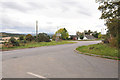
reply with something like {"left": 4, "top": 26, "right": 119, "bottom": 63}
{"left": 0, "top": 32, "right": 54, "bottom": 38}
{"left": 0, "top": 32, "right": 25, "bottom": 37}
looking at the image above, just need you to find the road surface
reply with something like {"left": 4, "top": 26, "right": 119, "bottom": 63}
{"left": 2, "top": 41, "right": 118, "bottom": 78}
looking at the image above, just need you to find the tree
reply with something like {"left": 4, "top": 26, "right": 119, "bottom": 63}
{"left": 36, "top": 33, "right": 50, "bottom": 42}
{"left": 97, "top": 1, "right": 120, "bottom": 47}
{"left": 88, "top": 30, "right": 92, "bottom": 35}
{"left": 92, "top": 31, "right": 100, "bottom": 38}
{"left": 84, "top": 30, "right": 88, "bottom": 35}
{"left": 76, "top": 31, "right": 83, "bottom": 36}
{"left": 98, "top": 33, "right": 102, "bottom": 39}
{"left": 80, "top": 35, "right": 84, "bottom": 39}
{"left": 25, "top": 34, "right": 33, "bottom": 42}
{"left": 55, "top": 28, "right": 69, "bottom": 40}
{"left": 76, "top": 31, "right": 84, "bottom": 39}
{"left": 52, "top": 34, "right": 56, "bottom": 41}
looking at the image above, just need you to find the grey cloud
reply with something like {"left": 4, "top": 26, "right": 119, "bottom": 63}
{"left": 96, "top": 25, "right": 103, "bottom": 28}
{"left": 1, "top": 16, "right": 35, "bottom": 32}
{"left": 1, "top": 2, "right": 46, "bottom": 13}
{"left": 1, "top": 2, "right": 29, "bottom": 12}
{"left": 46, "top": 22, "right": 53, "bottom": 24}
{"left": 27, "top": 2, "right": 47, "bottom": 10}
{"left": 59, "top": 1, "right": 77, "bottom": 12}
{"left": 77, "top": 10, "right": 91, "bottom": 16}
{"left": 62, "top": 1, "right": 78, "bottom": 6}
{"left": 60, "top": 0, "right": 92, "bottom": 16}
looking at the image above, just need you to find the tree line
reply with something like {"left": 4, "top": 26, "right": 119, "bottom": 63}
{"left": 4, "top": 33, "right": 51, "bottom": 48}
{"left": 97, "top": 0, "right": 120, "bottom": 48}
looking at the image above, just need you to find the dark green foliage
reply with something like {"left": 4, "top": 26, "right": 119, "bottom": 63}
{"left": 92, "top": 31, "right": 100, "bottom": 38}
{"left": 97, "top": 1, "right": 120, "bottom": 48}
{"left": 20, "top": 40, "right": 27, "bottom": 43}
{"left": 25, "top": 34, "right": 34, "bottom": 42}
{"left": 83, "top": 30, "right": 93, "bottom": 35}
{"left": 97, "top": 1, "right": 119, "bottom": 20}
{"left": 76, "top": 31, "right": 84, "bottom": 39}
{"left": 102, "top": 39, "right": 109, "bottom": 44}
{"left": 9, "top": 37, "right": 20, "bottom": 46}
{"left": 80, "top": 35, "right": 84, "bottom": 39}
{"left": 19, "top": 35, "right": 24, "bottom": 40}
{"left": 52, "top": 35, "right": 56, "bottom": 41}
{"left": 9, "top": 37, "right": 16, "bottom": 43}
{"left": 36, "top": 33, "right": 50, "bottom": 42}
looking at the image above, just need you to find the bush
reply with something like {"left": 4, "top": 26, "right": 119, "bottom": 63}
{"left": 52, "top": 35, "right": 56, "bottom": 41}
{"left": 19, "top": 35, "right": 24, "bottom": 40}
{"left": 9, "top": 37, "right": 20, "bottom": 46}
{"left": 98, "top": 34, "right": 102, "bottom": 39}
{"left": 13, "top": 41, "right": 20, "bottom": 46}
{"left": 25, "top": 34, "right": 34, "bottom": 42}
{"left": 9, "top": 37, "right": 16, "bottom": 43}
{"left": 36, "top": 33, "right": 50, "bottom": 42}
{"left": 109, "top": 37, "right": 118, "bottom": 48}
{"left": 4, "top": 43, "right": 13, "bottom": 48}
{"left": 20, "top": 40, "right": 27, "bottom": 43}
{"left": 102, "top": 39, "right": 109, "bottom": 44}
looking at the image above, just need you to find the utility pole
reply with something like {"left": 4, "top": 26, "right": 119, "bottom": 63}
{"left": 101, "top": 29, "right": 102, "bottom": 34}
{"left": 36, "top": 20, "right": 38, "bottom": 36}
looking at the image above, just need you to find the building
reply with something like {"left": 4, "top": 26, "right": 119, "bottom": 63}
{"left": 83, "top": 35, "right": 96, "bottom": 40}
{"left": 69, "top": 35, "right": 78, "bottom": 40}
{"left": 69, "top": 34, "right": 96, "bottom": 40}
{"left": 1, "top": 37, "right": 19, "bottom": 42}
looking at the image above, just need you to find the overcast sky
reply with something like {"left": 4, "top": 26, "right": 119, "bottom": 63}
{"left": 0, "top": 0, "right": 107, "bottom": 35}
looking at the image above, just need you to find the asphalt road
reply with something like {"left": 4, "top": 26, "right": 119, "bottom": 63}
{"left": 2, "top": 41, "right": 118, "bottom": 78}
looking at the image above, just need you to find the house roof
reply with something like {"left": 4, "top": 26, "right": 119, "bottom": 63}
{"left": 85, "top": 35, "right": 96, "bottom": 39}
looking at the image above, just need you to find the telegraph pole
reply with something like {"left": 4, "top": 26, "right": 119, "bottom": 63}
{"left": 36, "top": 20, "right": 38, "bottom": 36}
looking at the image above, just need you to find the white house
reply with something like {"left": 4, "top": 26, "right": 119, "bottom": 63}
{"left": 83, "top": 35, "right": 96, "bottom": 40}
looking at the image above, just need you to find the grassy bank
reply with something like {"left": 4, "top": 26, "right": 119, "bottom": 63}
{"left": 76, "top": 43, "right": 118, "bottom": 59}
{"left": 2, "top": 41, "right": 76, "bottom": 51}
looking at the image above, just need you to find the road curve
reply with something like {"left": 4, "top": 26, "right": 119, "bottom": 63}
{"left": 2, "top": 41, "right": 118, "bottom": 78}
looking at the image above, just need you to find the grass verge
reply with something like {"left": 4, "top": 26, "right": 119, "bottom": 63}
{"left": 76, "top": 43, "right": 119, "bottom": 60}
{"left": 2, "top": 41, "right": 76, "bottom": 51}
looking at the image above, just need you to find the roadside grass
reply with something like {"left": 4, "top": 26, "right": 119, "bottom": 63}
{"left": 2, "top": 41, "right": 76, "bottom": 51}
{"left": 76, "top": 43, "right": 118, "bottom": 59}
{"left": 78, "top": 39, "right": 103, "bottom": 41}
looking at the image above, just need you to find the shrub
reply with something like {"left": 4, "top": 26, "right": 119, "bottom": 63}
{"left": 20, "top": 40, "right": 27, "bottom": 43}
{"left": 52, "top": 35, "right": 56, "bottom": 41}
{"left": 9, "top": 37, "right": 20, "bottom": 46}
{"left": 102, "top": 39, "right": 109, "bottom": 44}
{"left": 98, "top": 34, "right": 102, "bottom": 39}
{"left": 36, "top": 33, "right": 50, "bottom": 42}
{"left": 109, "top": 37, "right": 118, "bottom": 48}
{"left": 19, "top": 35, "right": 24, "bottom": 40}
{"left": 9, "top": 37, "right": 16, "bottom": 43}
{"left": 4, "top": 42, "right": 13, "bottom": 48}
{"left": 25, "top": 34, "right": 34, "bottom": 42}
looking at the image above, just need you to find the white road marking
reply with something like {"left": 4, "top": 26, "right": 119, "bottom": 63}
{"left": 27, "top": 72, "right": 46, "bottom": 78}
